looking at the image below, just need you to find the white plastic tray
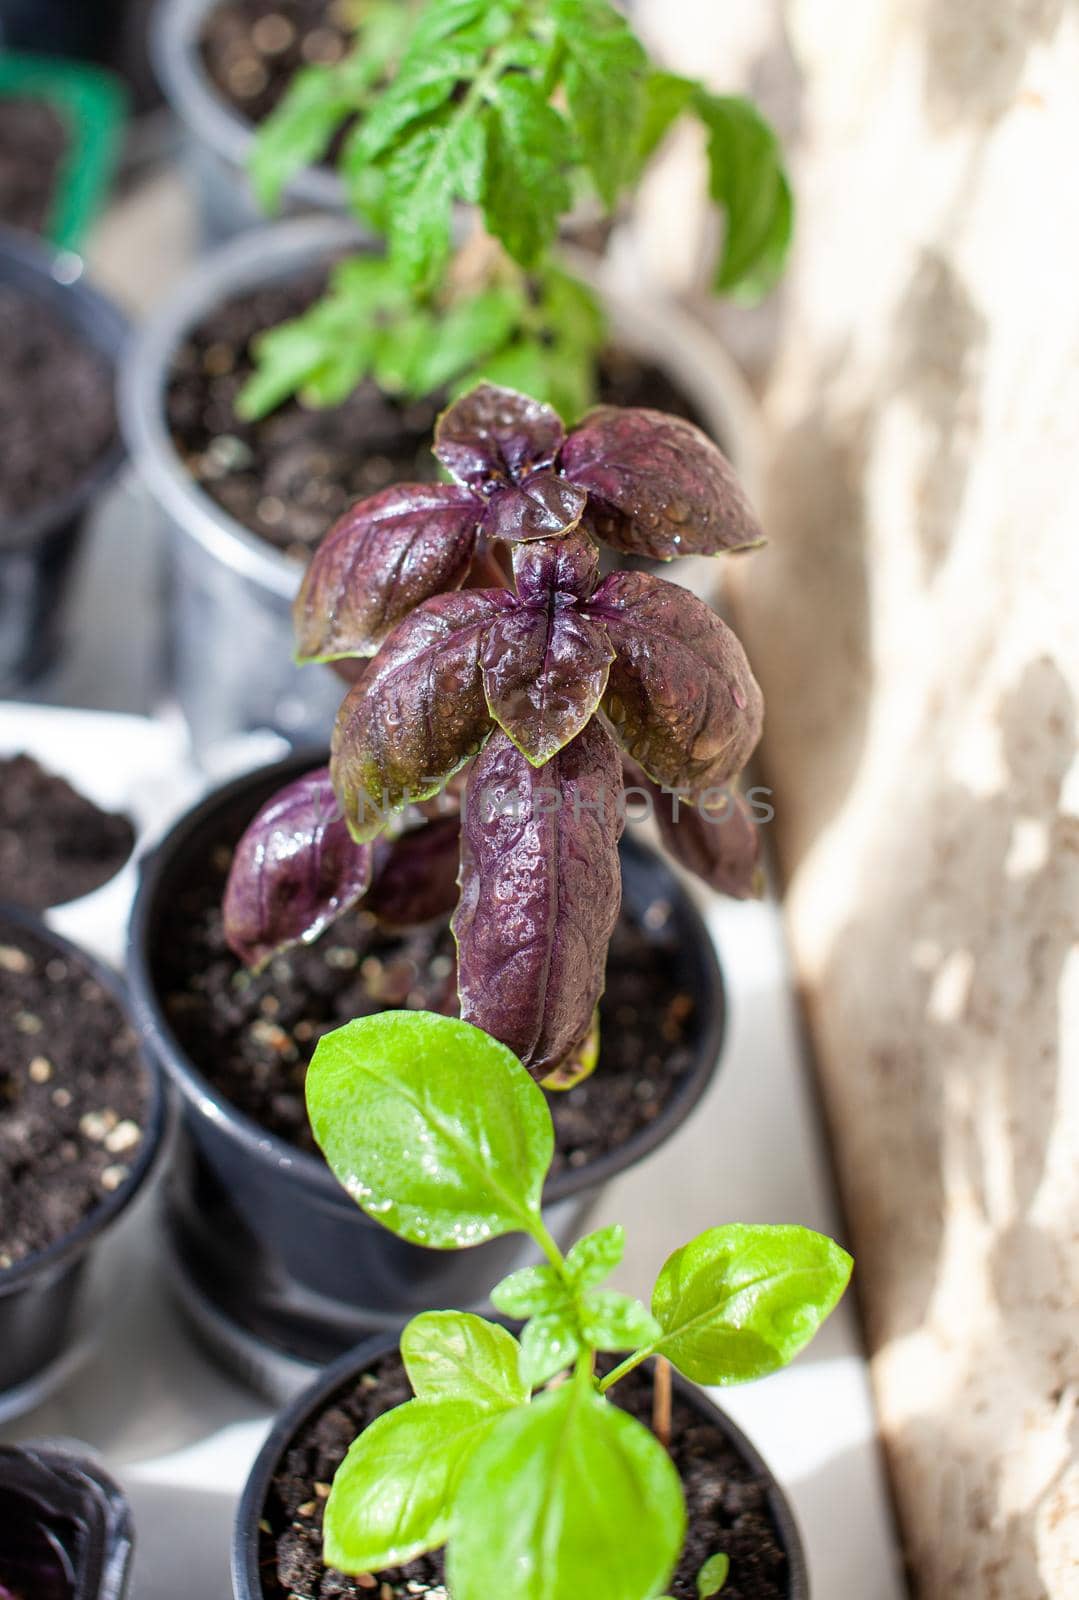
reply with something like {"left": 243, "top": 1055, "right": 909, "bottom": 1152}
{"left": 0, "top": 704, "right": 906, "bottom": 1600}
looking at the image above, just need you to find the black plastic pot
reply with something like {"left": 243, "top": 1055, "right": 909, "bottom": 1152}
{"left": 0, "top": 1440, "right": 133, "bottom": 1600}
{"left": 126, "top": 753, "right": 726, "bottom": 1385}
{"left": 232, "top": 1332, "right": 809, "bottom": 1600}
{"left": 0, "top": 230, "right": 128, "bottom": 692}
{"left": 0, "top": 906, "right": 167, "bottom": 1416}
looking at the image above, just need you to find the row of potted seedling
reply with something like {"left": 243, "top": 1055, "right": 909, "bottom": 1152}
{"left": 1, "top": 4, "right": 848, "bottom": 1599}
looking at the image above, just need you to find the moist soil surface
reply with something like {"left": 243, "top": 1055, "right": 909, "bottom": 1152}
{"left": 260, "top": 1353, "right": 790, "bottom": 1600}
{"left": 0, "top": 755, "right": 135, "bottom": 911}
{"left": 165, "top": 269, "right": 707, "bottom": 563}
{"left": 0, "top": 919, "right": 150, "bottom": 1270}
{"left": 200, "top": 0, "right": 356, "bottom": 134}
{"left": 0, "top": 287, "right": 118, "bottom": 525}
{"left": 155, "top": 826, "right": 699, "bottom": 1177}
{"left": 0, "top": 96, "right": 67, "bottom": 236}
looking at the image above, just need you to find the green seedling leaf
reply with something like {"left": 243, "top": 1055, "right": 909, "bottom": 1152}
{"left": 483, "top": 75, "right": 573, "bottom": 267}
{"left": 698, "top": 1551, "right": 731, "bottom": 1596}
{"left": 449, "top": 1373, "right": 685, "bottom": 1600}
{"left": 636, "top": 68, "right": 696, "bottom": 168}
{"left": 248, "top": 65, "right": 350, "bottom": 215}
{"left": 578, "top": 1290, "right": 661, "bottom": 1353}
{"left": 323, "top": 1397, "right": 494, "bottom": 1573}
{"left": 384, "top": 107, "right": 487, "bottom": 290}
{"left": 551, "top": 0, "right": 647, "bottom": 207}
{"left": 651, "top": 1224, "right": 853, "bottom": 1384}
{"left": 490, "top": 1264, "right": 569, "bottom": 1320}
{"left": 565, "top": 1223, "right": 625, "bottom": 1290}
{"left": 695, "top": 92, "right": 794, "bottom": 301}
{"left": 402, "top": 1310, "right": 529, "bottom": 1410}
{"left": 518, "top": 1310, "right": 583, "bottom": 1387}
{"left": 307, "top": 1011, "right": 554, "bottom": 1248}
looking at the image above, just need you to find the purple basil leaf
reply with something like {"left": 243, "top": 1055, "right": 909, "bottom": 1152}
{"left": 453, "top": 722, "right": 624, "bottom": 1078}
{"left": 223, "top": 768, "right": 374, "bottom": 969}
{"left": 561, "top": 405, "right": 764, "bottom": 560}
{"left": 625, "top": 761, "right": 763, "bottom": 900}
{"left": 483, "top": 470, "right": 588, "bottom": 543}
{"left": 434, "top": 384, "right": 566, "bottom": 491}
{"left": 293, "top": 483, "right": 483, "bottom": 662}
{"left": 482, "top": 603, "right": 614, "bottom": 765}
{"left": 587, "top": 571, "right": 763, "bottom": 793}
{"left": 512, "top": 532, "right": 600, "bottom": 605}
{"left": 331, "top": 590, "right": 510, "bottom": 840}
{"left": 366, "top": 815, "right": 463, "bottom": 927}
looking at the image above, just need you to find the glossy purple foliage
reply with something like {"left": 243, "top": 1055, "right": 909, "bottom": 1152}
{"left": 560, "top": 405, "right": 765, "bottom": 560}
{"left": 366, "top": 815, "right": 463, "bottom": 928}
{"left": 293, "top": 484, "right": 483, "bottom": 662}
{"left": 223, "top": 768, "right": 374, "bottom": 969}
{"left": 625, "top": 762, "right": 763, "bottom": 900}
{"left": 453, "top": 722, "right": 625, "bottom": 1079}
{"left": 585, "top": 571, "right": 764, "bottom": 794}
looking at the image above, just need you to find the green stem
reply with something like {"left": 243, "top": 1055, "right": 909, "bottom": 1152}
{"left": 532, "top": 1217, "right": 567, "bottom": 1275}
{"left": 596, "top": 1343, "right": 658, "bottom": 1396}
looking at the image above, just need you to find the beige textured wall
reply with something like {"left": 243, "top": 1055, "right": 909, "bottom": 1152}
{"left": 639, "top": 2, "right": 1079, "bottom": 1596}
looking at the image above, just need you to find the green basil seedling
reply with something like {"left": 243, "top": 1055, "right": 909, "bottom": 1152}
{"left": 306, "top": 1011, "right": 852, "bottom": 1600}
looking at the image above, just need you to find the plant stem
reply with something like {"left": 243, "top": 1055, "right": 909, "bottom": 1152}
{"left": 652, "top": 1356, "right": 672, "bottom": 1449}
{"left": 596, "top": 1344, "right": 656, "bottom": 1395}
{"left": 532, "top": 1218, "right": 567, "bottom": 1274}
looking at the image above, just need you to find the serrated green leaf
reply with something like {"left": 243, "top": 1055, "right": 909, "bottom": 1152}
{"left": 651, "top": 1224, "right": 853, "bottom": 1384}
{"left": 402, "top": 1311, "right": 529, "bottom": 1410}
{"left": 565, "top": 1224, "right": 625, "bottom": 1290}
{"left": 324, "top": 1396, "right": 494, "bottom": 1573}
{"left": 698, "top": 1551, "right": 731, "bottom": 1597}
{"left": 579, "top": 1290, "right": 661, "bottom": 1352}
{"left": 386, "top": 108, "right": 487, "bottom": 289}
{"left": 551, "top": 0, "right": 647, "bottom": 206}
{"left": 449, "top": 1373, "right": 685, "bottom": 1600}
{"left": 519, "top": 1311, "right": 582, "bottom": 1387}
{"left": 248, "top": 66, "right": 352, "bottom": 215}
{"left": 483, "top": 76, "right": 573, "bottom": 267}
{"left": 400, "top": 285, "right": 525, "bottom": 396}
{"left": 636, "top": 68, "right": 696, "bottom": 169}
{"left": 490, "top": 1263, "right": 569, "bottom": 1320}
{"left": 307, "top": 1011, "right": 555, "bottom": 1249}
{"left": 695, "top": 92, "right": 793, "bottom": 301}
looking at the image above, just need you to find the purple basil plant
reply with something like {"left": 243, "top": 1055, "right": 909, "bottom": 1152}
{"left": 224, "top": 385, "right": 766, "bottom": 1084}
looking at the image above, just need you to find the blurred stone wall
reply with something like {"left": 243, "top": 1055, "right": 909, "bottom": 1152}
{"left": 637, "top": 3, "right": 1079, "bottom": 1596}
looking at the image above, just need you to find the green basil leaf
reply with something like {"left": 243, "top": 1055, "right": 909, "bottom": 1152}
{"left": 651, "top": 1224, "right": 853, "bottom": 1384}
{"left": 564, "top": 1223, "right": 625, "bottom": 1289}
{"left": 324, "top": 1397, "right": 494, "bottom": 1573}
{"left": 550, "top": 0, "right": 647, "bottom": 206}
{"left": 694, "top": 92, "right": 793, "bottom": 301}
{"left": 490, "top": 1264, "right": 569, "bottom": 1320}
{"left": 698, "top": 1551, "right": 731, "bottom": 1596}
{"left": 402, "top": 1310, "right": 528, "bottom": 1410}
{"left": 578, "top": 1290, "right": 661, "bottom": 1353}
{"left": 307, "top": 1011, "right": 555, "bottom": 1248}
{"left": 448, "top": 1375, "right": 685, "bottom": 1600}
{"left": 483, "top": 76, "right": 573, "bottom": 266}
{"left": 518, "top": 1311, "right": 582, "bottom": 1387}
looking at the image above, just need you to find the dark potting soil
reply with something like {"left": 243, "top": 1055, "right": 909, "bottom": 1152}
{"left": 155, "top": 829, "right": 698, "bottom": 1176}
{"left": 165, "top": 270, "right": 707, "bottom": 563}
{"left": 0, "top": 96, "right": 68, "bottom": 236}
{"left": 0, "top": 755, "right": 135, "bottom": 911}
{"left": 261, "top": 1353, "right": 789, "bottom": 1600}
{"left": 200, "top": 0, "right": 356, "bottom": 133}
{"left": 0, "top": 919, "right": 150, "bottom": 1270}
{"left": 0, "top": 287, "right": 118, "bottom": 525}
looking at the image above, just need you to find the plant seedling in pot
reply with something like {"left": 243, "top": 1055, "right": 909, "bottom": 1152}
{"left": 297, "top": 1008, "right": 851, "bottom": 1600}
{"left": 223, "top": 384, "right": 767, "bottom": 1083}
{"left": 240, "top": 0, "right": 793, "bottom": 421}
